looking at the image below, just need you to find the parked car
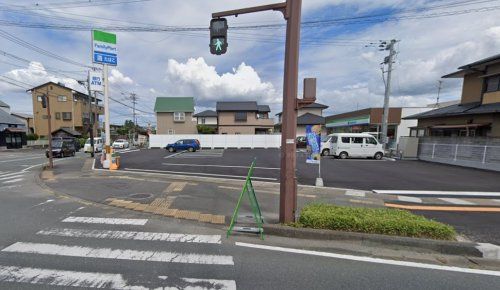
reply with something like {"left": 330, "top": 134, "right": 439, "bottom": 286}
{"left": 296, "top": 136, "right": 307, "bottom": 148}
{"left": 84, "top": 137, "right": 104, "bottom": 153}
{"left": 165, "top": 139, "right": 200, "bottom": 152}
{"left": 329, "top": 133, "right": 384, "bottom": 160}
{"left": 112, "top": 139, "right": 129, "bottom": 149}
{"left": 320, "top": 135, "right": 334, "bottom": 156}
{"left": 46, "top": 140, "right": 76, "bottom": 158}
{"left": 52, "top": 137, "right": 81, "bottom": 152}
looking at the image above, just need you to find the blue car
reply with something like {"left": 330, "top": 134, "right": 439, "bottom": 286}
{"left": 165, "top": 139, "right": 200, "bottom": 152}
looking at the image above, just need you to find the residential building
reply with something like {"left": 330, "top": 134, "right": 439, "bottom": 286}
{"left": 406, "top": 54, "right": 500, "bottom": 137}
{"left": 11, "top": 112, "right": 34, "bottom": 134}
{"left": 193, "top": 110, "right": 218, "bottom": 128}
{"left": 326, "top": 107, "right": 432, "bottom": 148}
{"left": 0, "top": 100, "right": 27, "bottom": 149}
{"left": 154, "top": 97, "right": 197, "bottom": 134}
{"left": 216, "top": 101, "right": 274, "bottom": 134}
{"left": 29, "top": 82, "right": 103, "bottom": 138}
{"left": 275, "top": 102, "right": 329, "bottom": 136}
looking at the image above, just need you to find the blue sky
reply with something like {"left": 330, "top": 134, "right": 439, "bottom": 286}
{"left": 1, "top": 0, "right": 500, "bottom": 126}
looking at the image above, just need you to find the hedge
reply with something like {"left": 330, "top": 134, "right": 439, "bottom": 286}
{"left": 298, "top": 203, "right": 456, "bottom": 240}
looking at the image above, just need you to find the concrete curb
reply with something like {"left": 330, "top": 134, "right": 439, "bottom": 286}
{"left": 263, "top": 224, "right": 483, "bottom": 257}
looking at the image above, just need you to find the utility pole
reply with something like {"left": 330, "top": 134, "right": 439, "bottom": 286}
{"left": 436, "top": 80, "right": 443, "bottom": 107}
{"left": 381, "top": 39, "right": 397, "bottom": 149}
{"left": 86, "top": 71, "right": 95, "bottom": 157}
{"left": 213, "top": 0, "right": 303, "bottom": 223}
{"left": 130, "top": 93, "right": 138, "bottom": 144}
{"left": 45, "top": 87, "right": 53, "bottom": 169}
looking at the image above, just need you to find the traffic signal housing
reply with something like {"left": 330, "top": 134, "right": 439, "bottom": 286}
{"left": 210, "top": 18, "right": 228, "bottom": 55}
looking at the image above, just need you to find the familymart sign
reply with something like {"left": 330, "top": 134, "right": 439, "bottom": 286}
{"left": 92, "top": 30, "right": 117, "bottom": 66}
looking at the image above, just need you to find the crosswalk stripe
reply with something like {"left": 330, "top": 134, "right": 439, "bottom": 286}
{"left": 37, "top": 228, "right": 222, "bottom": 244}
{"left": 438, "top": 198, "right": 475, "bottom": 205}
{"left": 2, "top": 242, "right": 234, "bottom": 265}
{"left": 62, "top": 216, "right": 148, "bottom": 225}
{"left": 0, "top": 265, "right": 144, "bottom": 289}
{"left": 397, "top": 196, "right": 422, "bottom": 203}
{"left": 2, "top": 178, "right": 23, "bottom": 184}
{"left": 0, "top": 174, "right": 24, "bottom": 181}
{"left": 0, "top": 172, "right": 24, "bottom": 178}
{"left": 0, "top": 266, "right": 237, "bottom": 290}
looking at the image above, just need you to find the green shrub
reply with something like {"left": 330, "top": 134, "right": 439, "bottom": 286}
{"left": 197, "top": 125, "right": 216, "bottom": 134}
{"left": 27, "top": 133, "right": 39, "bottom": 140}
{"left": 298, "top": 203, "right": 456, "bottom": 240}
{"left": 78, "top": 138, "right": 87, "bottom": 148}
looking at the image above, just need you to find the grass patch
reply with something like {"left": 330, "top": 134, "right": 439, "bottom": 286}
{"left": 298, "top": 203, "right": 456, "bottom": 240}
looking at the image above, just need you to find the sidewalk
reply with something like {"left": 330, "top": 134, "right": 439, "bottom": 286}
{"left": 40, "top": 157, "right": 390, "bottom": 226}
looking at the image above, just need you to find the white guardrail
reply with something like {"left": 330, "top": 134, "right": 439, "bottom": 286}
{"left": 27, "top": 140, "right": 49, "bottom": 147}
{"left": 149, "top": 134, "right": 282, "bottom": 149}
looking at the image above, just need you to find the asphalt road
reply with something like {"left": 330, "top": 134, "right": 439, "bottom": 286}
{"left": 114, "top": 148, "right": 500, "bottom": 191}
{"left": 1, "top": 150, "right": 500, "bottom": 289}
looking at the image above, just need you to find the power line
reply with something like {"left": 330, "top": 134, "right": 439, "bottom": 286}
{"left": 0, "top": 0, "right": 154, "bottom": 12}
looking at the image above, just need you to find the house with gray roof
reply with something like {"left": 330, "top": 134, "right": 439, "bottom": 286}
{"left": 216, "top": 101, "right": 274, "bottom": 134}
{"left": 275, "top": 102, "right": 329, "bottom": 136}
{"left": 0, "top": 100, "right": 27, "bottom": 149}
{"left": 193, "top": 110, "right": 218, "bottom": 130}
{"left": 154, "top": 97, "right": 197, "bottom": 134}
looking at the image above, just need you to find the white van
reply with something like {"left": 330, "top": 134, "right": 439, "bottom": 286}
{"left": 83, "top": 137, "right": 104, "bottom": 153}
{"left": 329, "top": 133, "right": 384, "bottom": 160}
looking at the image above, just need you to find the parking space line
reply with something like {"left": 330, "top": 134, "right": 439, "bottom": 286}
{"left": 162, "top": 163, "right": 280, "bottom": 170}
{"left": 218, "top": 185, "right": 315, "bottom": 198}
{"left": 397, "top": 196, "right": 423, "bottom": 203}
{"left": 124, "top": 168, "right": 278, "bottom": 181}
{"left": 385, "top": 203, "right": 500, "bottom": 212}
{"left": 373, "top": 190, "right": 500, "bottom": 197}
{"left": 438, "top": 198, "right": 475, "bottom": 205}
{"left": 163, "top": 150, "right": 187, "bottom": 159}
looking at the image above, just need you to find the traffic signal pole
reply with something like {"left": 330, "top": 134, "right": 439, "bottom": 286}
{"left": 213, "top": 0, "right": 302, "bottom": 223}
{"left": 45, "top": 87, "right": 53, "bottom": 169}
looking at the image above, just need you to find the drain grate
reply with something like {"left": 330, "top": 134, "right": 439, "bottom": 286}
{"left": 128, "top": 193, "right": 153, "bottom": 200}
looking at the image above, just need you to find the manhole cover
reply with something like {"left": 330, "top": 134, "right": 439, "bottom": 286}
{"left": 128, "top": 193, "right": 153, "bottom": 200}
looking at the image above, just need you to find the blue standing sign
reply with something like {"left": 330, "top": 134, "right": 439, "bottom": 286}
{"left": 306, "top": 125, "right": 321, "bottom": 164}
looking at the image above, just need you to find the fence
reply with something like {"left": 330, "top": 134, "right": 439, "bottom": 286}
{"left": 418, "top": 137, "right": 500, "bottom": 171}
{"left": 27, "top": 139, "right": 49, "bottom": 147}
{"left": 149, "top": 134, "right": 282, "bottom": 149}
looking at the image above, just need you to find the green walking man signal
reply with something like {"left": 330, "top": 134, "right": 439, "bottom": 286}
{"left": 210, "top": 18, "right": 228, "bottom": 55}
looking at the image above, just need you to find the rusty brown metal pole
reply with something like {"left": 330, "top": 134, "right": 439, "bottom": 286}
{"left": 212, "top": 0, "right": 302, "bottom": 223}
{"left": 279, "top": 0, "right": 301, "bottom": 223}
{"left": 46, "top": 87, "right": 53, "bottom": 169}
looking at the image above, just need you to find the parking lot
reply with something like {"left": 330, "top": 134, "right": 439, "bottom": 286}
{"left": 109, "top": 148, "right": 500, "bottom": 191}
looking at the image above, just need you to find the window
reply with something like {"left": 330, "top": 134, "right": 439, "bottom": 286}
{"left": 257, "top": 113, "right": 268, "bottom": 119}
{"left": 55, "top": 112, "right": 61, "bottom": 120}
{"left": 235, "top": 112, "right": 247, "bottom": 122}
{"left": 201, "top": 118, "right": 206, "bottom": 124}
{"left": 58, "top": 95, "right": 67, "bottom": 102}
{"left": 486, "top": 76, "right": 500, "bottom": 92}
{"left": 167, "top": 129, "right": 175, "bottom": 135}
{"left": 37, "top": 95, "right": 43, "bottom": 102}
{"left": 331, "top": 136, "right": 338, "bottom": 143}
{"left": 174, "top": 112, "right": 185, "bottom": 122}
{"left": 352, "top": 137, "right": 363, "bottom": 144}
{"left": 341, "top": 137, "right": 350, "bottom": 143}
{"left": 62, "top": 112, "right": 72, "bottom": 120}
{"left": 42, "top": 115, "right": 48, "bottom": 119}
{"left": 365, "top": 137, "right": 378, "bottom": 145}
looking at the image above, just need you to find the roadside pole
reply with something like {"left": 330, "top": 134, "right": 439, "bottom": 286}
{"left": 45, "top": 87, "right": 53, "bottom": 169}
{"left": 213, "top": 0, "right": 302, "bottom": 223}
{"left": 381, "top": 39, "right": 397, "bottom": 149}
{"left": 87, "top": 70, "right": 95, "bottom": 157}
{"left": 104, "top": 64, "right": 111, "bottom": 162}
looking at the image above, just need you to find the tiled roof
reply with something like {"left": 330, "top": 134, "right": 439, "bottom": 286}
{"left": 154, "top": 97, "right": 195, "bottom": 113}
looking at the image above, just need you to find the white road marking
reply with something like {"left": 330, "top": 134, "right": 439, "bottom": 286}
{"left": 37, "top": 228, "right": 222, "bottom": 244}
{"left": 494, "top": 199, "right": 500, "bottom": 203}
{"left": 0, "top": 172, "right": 25, "bottom": 178}
{"left": 345, "top": 190, "right": 366, "bottom": 197}
{"left": 162, "top": 163, "right": 280, "bottom": 170}
{"left": 0, "top": 156, "right": 44, "bottom": 163}
{"left": 125, "top": 168, "right": 278, "bottom": 181}
{"left": 32, "top": 199, "right": 54, "bottom": 208}
{"left": 164, "top": 150, "right": 187, "bottom": 159}
{"left": 179, "top": 278, "right": 237, "bottom": 290}
{"left": 2, "top": 242, "right": 234, "bottom": 265}
{"left": 0, "top": 265, "right": 147, "bottom": 290}
{"left": 0, "top": 185, "right": 21, "bottom": 190}
{"left": 2, "top": 178, "right": 23, "bottom": 184}
{"left": 438, "top": 198, "right": 475, "bottom": 205}
{"left": 373, "top": 190, "right": 500, "bottom": 197}
{"left": 235, "top": 242, "right": 500, "bottom": 277}
{"left": 116, "top": 149, "right": 140, "bottom": 154}
{"left": 0, "top": 174, "right": 24, "bottom": 181}
{"left": 62, "top": 216, "right": 148, "bottom": 225}
{"left": 397, "top": 196, "right": 423, "bottom": 203}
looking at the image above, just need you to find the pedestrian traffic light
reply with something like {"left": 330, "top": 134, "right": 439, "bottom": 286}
{"left": 210, "top": 18, "right": 228, "bottom": 55}
{"left": 41, "top": 95, "right": 47, "bottom": 108}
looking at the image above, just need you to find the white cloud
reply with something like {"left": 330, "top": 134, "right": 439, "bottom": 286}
{"left": 109, "top": 69, "right": 133, "bottom": 85}
{"left": 166, "top": 57, "right": 279, "bottom": 107}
